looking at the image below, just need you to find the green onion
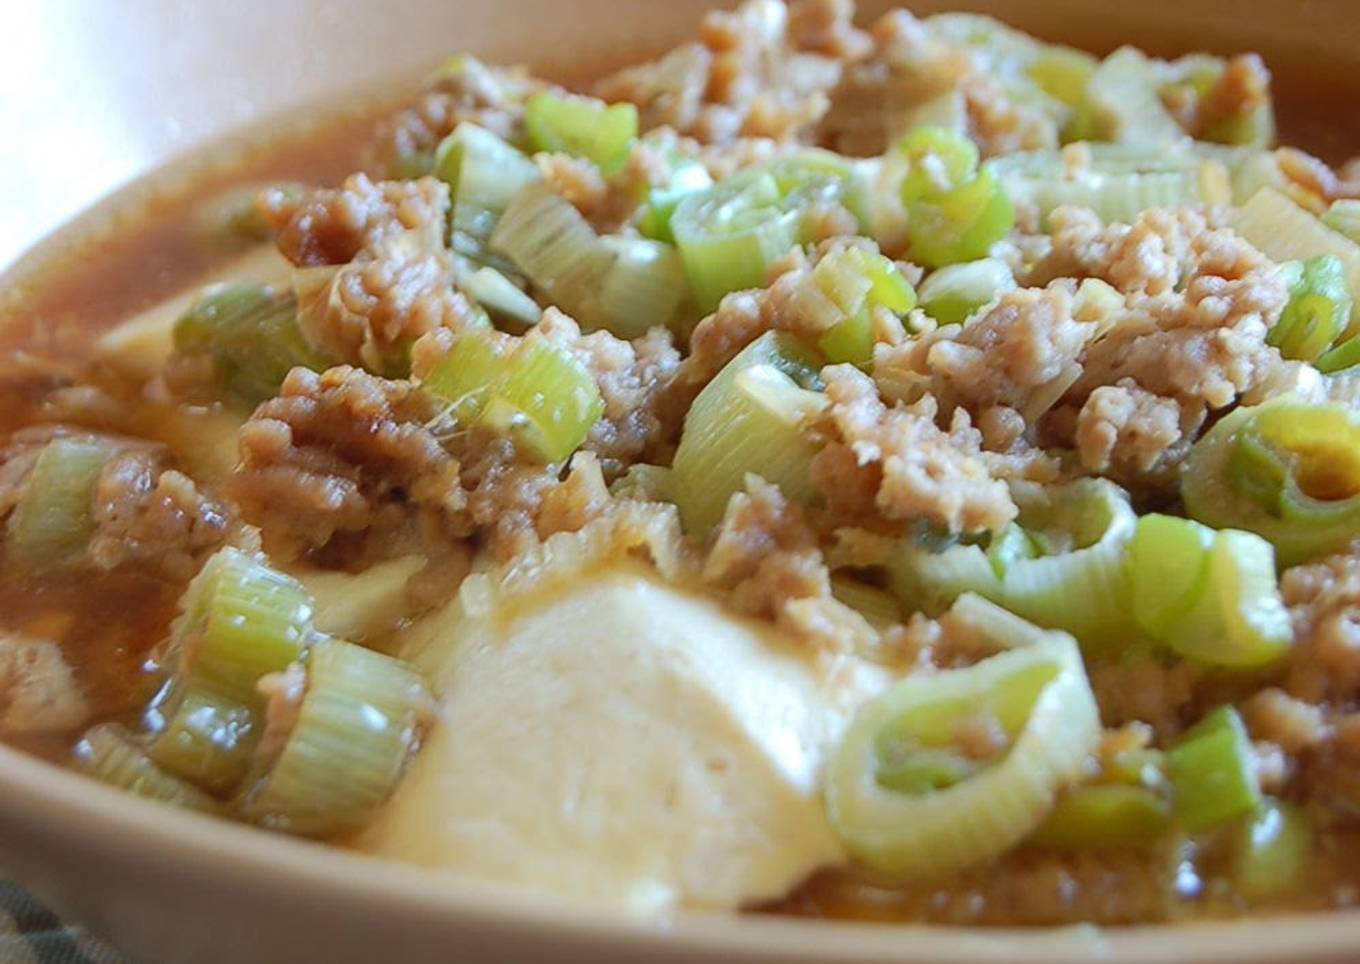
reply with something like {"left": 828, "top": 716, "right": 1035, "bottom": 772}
{"left": 917, "top": 258, "right": 1017, "bottom": 325}
{"left": 524, "top": 92, "right": 638, "bottom": 173}
{"left": 1269, "top": 257, "right": 1352, "bottom": 363}
{"left": 242, "top": 640, "right": 430, "bottom": 838}
{"left": 1235, "top": 187, "right": 1360, "bottom": 326}
{"left": 899, "top": 127, "right": 1014, "bottom": 269}
{"left": 1182, "top": 398, "right": 1360, "bottom": 567}
{"left": 639, "top": 156, "right": 714, "bottom": 244}
{"left": 434, "top": 123, "right": 542, "bottom": 259}
{"left": 1167, "top": 706, "right": 1260, "bottom": 834}
{"left": 479, "top": 339, "right": 605, "bottom": 463}
{"left": 74, "top": 724, "right": 221, "bottom": 813}
{"left": 1028, "top": 784, "right": 1172, "bottom": 852}
{"left": 826, "top": 594, "right": 1101, "bottom": 880}
{"left": 5, "top": 437, "right": 119, "bottom": 570}
{"left": 173, "top": 283, "right": 332, "bottom": 406}
{"left": 1233, "top": 798, "right": 1314, "bottom": 902}
{"left": 172, "top": 548, "right": 316, "bottom": 709}
{"left": 672, "top": 152, "right": 866, "bottom": 313}
{"left": 149, "top": 685, "right": 257, "bottom": 796}
{"left": 1321, "top": 199, "right": 1360, "bottom": 246}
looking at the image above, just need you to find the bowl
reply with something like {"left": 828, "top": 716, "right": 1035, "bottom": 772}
{"left": 3, "top": 1, "right": 1360, "bottom": 961}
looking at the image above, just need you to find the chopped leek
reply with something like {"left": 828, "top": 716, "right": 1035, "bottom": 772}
{"left": 917, "top": 258, "right": 1016, "bottom": 325}
{"left": 172, "top": 547, "right": 316, "bottom": 709}
{"left": 149, "top": 685, "right": 257, "bottom": 796}
{"left": 1166, "top": 706, "right": 1260, "bottom": 834}
{"left": 596, "top": 237, "right": 688, "bottom": 338}
{"left": 1026, "top": 48, "right": 1098, "bottom": 107}
{"left": 243, "top": 640, "right": 430, "bottom": 838}
{"left": 1028, "top": 784, "right": 1172, "bottom": 852}
{"left": 890, "top": 479, "right": 1137, "bottom": 652}
{"left": 1322, "top": 199, "right": 1360, "bottom": 246}
{"left": 1233, "top": 799, "right": 1314, "bottom": 901}
{"left": 826, "top": 594, "right": 1101, "bottom": 880}
{"left": 671, "top": 151, "right": 866, "bottom": 313}
{"left": 525, "top": 92, "right": 638, "bottom": 173}
{"left": 1129, "top": 515, "right": 1289, "bottom": 667}
{"left": 5, "top": 437, "right": 119, "bottom": 570}
{"left": 794, "top": 245, "right": 915, "bottom": 367}
{"left": 420, "top": 329, "right": 510, "bottom": 422}
{"left": 454, "top": 264, "right": 542, "bottom": 327}
{"left": 434, "top": 123, "right": 541, "bottom": 258}
{"left": 830, "top": 576, "right": 903, "bottom": 631}
{"left": 74, "top": 724, "right": 221, "bottom": 813}
{"left": 173, "top": 283, "right": 332, "bottom": 406}
{"left": 639, "top": 157, "right": 714, "bottom": 244}
{"left": 1269, "top": 257, "right": 1352, "bottom": 363}
{"left": 899, "top": 128, "right": 1014, "bottom": 269}
{"left": 480, "top": 339, "right": 605, "bottom": 463}
{"left": 1079, "top": 47, "right": 1185, "bottom": 145}
{"left": 1182, "top": 398, "right": 1360, "bottom": 566}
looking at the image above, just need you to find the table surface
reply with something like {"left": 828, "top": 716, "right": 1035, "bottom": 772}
{"left": 0, "top": 881, "right": 124, "bottom": 964}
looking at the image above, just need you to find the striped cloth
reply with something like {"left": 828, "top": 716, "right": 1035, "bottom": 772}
{"left": 0, "top": 882, "right": 125, "bottom": 964}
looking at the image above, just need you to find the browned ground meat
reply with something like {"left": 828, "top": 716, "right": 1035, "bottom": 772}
{"left": 811, "top": 365, "right": 1016, "bottom": 535}
{"left": 1164, "top": 54, "right": 1272, "bottom": 142}
{"left": 363, "top": 57, "right": 547, "bottom": 177}
{"left": 1281, "top": 549, "right": 1360, "bottom": 705}
{"left": 0, "top": 633, "right": 89, "bottom": 736}
{"left": 1073, "top": 379, "right": 1192, "bottom": 486}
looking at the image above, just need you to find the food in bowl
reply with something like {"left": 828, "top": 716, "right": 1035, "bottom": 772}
{"left": 4, "top": 0, "right": 1360, "bottom": 930}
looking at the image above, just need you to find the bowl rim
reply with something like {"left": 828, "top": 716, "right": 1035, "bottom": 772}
{"left": 3, "top": 62, "right": 1360, "bottom": 964}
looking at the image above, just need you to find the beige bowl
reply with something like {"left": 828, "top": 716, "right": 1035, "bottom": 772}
{"left": 4, "top": 1, "right": 1360, "bottom": 961}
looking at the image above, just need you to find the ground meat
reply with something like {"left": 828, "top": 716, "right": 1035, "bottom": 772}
{"left": 1281, "top": 549, "right": 1360, "bottom": 705}
{"left": 962, "top": 72, "right": 1061, "bottom": 158}
{"left": 0, "top": 634, "right": 88, "bottom": 736}
{"left": 1088, "top": 656, "right": 1203, "bottom": 743}
{"left": 927, "top": 287, "right": 1090, "bottom": 424}
{"left": 595, "top": 0, "right": 857, "bottom": 144}
{"left": 702, "top": 476, "right": 873, "bottom": 653}
{"left": 1243, "top": 688, "right": 1329, "bottom": 755}
{"left": 811, "top": 365, "right": 1016, "bottom": 534}
{"left": 363, "top": 57, "right": 546, "bottom": 177}
{"left": 264, "top": 174, "right": 449, "bottom": 269}
{"left": 88, "top": 455, "right": 235, "bottom": 582}
{"left": 536, "top": 452, "right": 611, "bottom": 539}
{"left": 1073, "top": 378, "right": 1190, "bottom": 483}
{"left": 1176, "top": 54, "right": 1272, "bottom": 142}
{"left": 228, "top": 366, "right": 467, "bottom": 562}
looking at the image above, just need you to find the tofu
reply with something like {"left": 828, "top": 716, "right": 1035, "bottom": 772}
{"left": 358, "top": 562, "right": 888, "bottom": 912}
{"left": 290, "top": 554, "right": 432, "bottom": 646}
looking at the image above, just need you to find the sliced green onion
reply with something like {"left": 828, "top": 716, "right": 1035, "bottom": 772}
{"left": 918, "top": 258, "right": 1017, "bottom": 325}
{"left": 1235, "top": 187, "right": 1360, "bottom": 326}
{"left": 5, "top": 437, "right": 119, "bottom": 570}
{"left": 672, "top": 152, "right": 866, "bottom": 313}
{"left": 639, "top": 157, "right": 714, "bottom": 244}
{"left": 1321, "top": 199, "right": 1360, "bottom": 246}
{"left": 1233, "top": 798, "right": 1314, "bottom": 902}
{"left": 1182, "top": 398, "right": 1360, "bottom": 566}
{"left": 524, "top": 92, "right": 638, "bottom": 173}
{"left": 899, "top": 128, "right": 1014, "bottom": 269}
{"left": 478, "top": 338, "right": 605, "bottom": 463}
{"left": 1269, "top": 256, "right": 1352, "bottom": 363}
{"left": 434, "top": 123, "right": 542, "bottom": 259}
{"left": 826, "top": 594, "right": 1101, "bottom": 880}
{"left": 243, "top": 640, "right": 430, "bottom": 838}
{"left": 148, "top": 685, "right": 257, "bottom": 796}
{"left": 1167, "top": 706, "right": 1260, "bottom": 834}
{"left": 172, "top": 547, "right": 315, "bottom": 708}
{"left": 74, "top": 724, "right": 221, "bottom": 813}
{"left": 173, "top": 283, "right": 332, "bottom": 406}
{"left": 1028, "top": 783, "right": 1172, "bottom": 852}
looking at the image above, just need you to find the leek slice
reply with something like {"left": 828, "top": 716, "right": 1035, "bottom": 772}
{"left": 639, "top": 157, "right": 714, "bottom": 245}
{"left": 1233, "top": 799, "right": 1314, "bottom": 901}
{"left": 1079, "top": 47, "right": 1185, "bottom": 145}
{"left": 480, "top": 339, "right": 605, "bottom": 463}
{"left": 74, "top": 724, "right": 221, "bottom": 813}
{"left": 524, "top": 92, "right": 638, "bottom": 173}
{"left": 1166, "top": 706, "right": 1260, "bottom": 834}
{"left": 1269, "top": 257, "right": 1352, "bottom": 364}
{"left": 1234, "top": 188, "right": 1360, "bottom": 325}
{"left": 172, "top": 548, "right": 316, "bottom": 709}
{"left": 1028, "top": 784, "right": 1172, "bottom": 852}
{"left": 1129, "top": 514, "right": 1216, "bottom": 640}
{"left": 596, "top": 237, "right": 688, "bottom": 338}
{"left": 826, "top": 594, "right": 1101, "bottom": 880}
{"left": 454, "top": 264, "right": 542, "bottom": 327}
{"left": 671, "top": 363, "right": 827, "bottom": 535}
{"left": 243, "top": 640, "right": 430, "bottom": 838}
{"left": 889, "top": 479, "right": 1137, "bottom": 652}
{"left": 899, "top": 128, "right": 1014, "bottom": 269}
{"left": 5, "top": 437, "right": 119, "bottom": 571}
{"left": 1182, "top": 398, "right": 1360, "bottom": 566}
{"left": 830, "top": 576, "right": 903, "bottom": 631}
{"left": 917, "top": 258, "right": 1016, "bottom": 325}
{"left": 1322, "top": 199, "right": 1360, "bottom": 246}
{"left": 793, "top": 245, "right": 915, "bottom": 367}
{"left": 173, "top": 283, "right": 332, "bottom": 406}
{"left": 434, "top": 123, "right": 542, "bottom": 258}
{"left": 149, "top": 685, "right": 257, "bottom": 796}
{"left": 419, "top": 329, "right": 510, "bottom": 423}
{"left": 672, "top": 151, "right": 866, "bottom": 313}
